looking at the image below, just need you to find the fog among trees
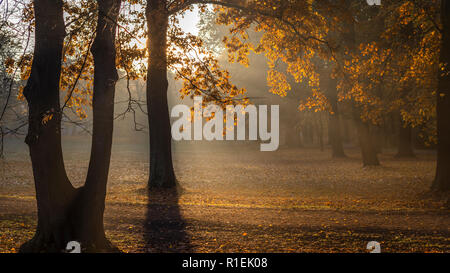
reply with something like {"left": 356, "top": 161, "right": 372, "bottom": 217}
{"left": 0, "top": 0, "right": 448, "bottom": 253}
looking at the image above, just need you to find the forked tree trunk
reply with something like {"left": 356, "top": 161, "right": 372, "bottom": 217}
{"left": 20, "top": 0, "right": 121, "bottom": 252}
{"left": 146, "top": 0, "right": 176, "bottom": 188}
{"left": 432, "top": 0, "right": 450, "bottom": 192}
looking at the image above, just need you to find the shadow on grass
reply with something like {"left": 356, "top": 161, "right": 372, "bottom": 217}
{"left": 144, "top": 187, "right": 191, "bottom": 252}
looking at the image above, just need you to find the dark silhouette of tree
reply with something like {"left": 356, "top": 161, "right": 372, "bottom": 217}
{"left": 432, "top": 0, "right": 450, "bottom": 192}
{"left": 145, "top": 0, "right": 176, "bottom": 188}
{"left": 20, "top": 0, "right": 121, "bottom": 252}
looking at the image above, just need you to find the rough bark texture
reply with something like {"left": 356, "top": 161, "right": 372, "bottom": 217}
{"left": 432, "top": 0, "right": 450, "bottom": 192}
{"left": 146, "top": 0, "right": 176, "bottom": 188}
{"left": 20, "top": 0, "right": 121, "bottom": 252}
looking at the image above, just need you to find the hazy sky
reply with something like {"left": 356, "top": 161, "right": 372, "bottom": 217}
{"left": 178, "top": 6, "right": 200, "bottom": 35}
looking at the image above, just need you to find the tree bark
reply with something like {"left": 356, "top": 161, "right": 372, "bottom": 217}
{"left": 328, "top": 113, "right": 346, "bottom": 157}
{"left": 353, "top": 109, "right": 380, "bottom": 166}
{"left": 21, "top": 0, "right": 76, "bottom": 252}
{"left": 319, "top": 64, "right": 346, "bottom": 157}
{"left": 432, "top": 0, "right": 450, "bottom": 192}
{"left": 327, "top": 80, "right": 346, "bottom": 158}
{"left": 20, "top": 0, "right": 121, "bottom": 252}
{"left": 146, "top": 0, "right": 176, "bottom": 188}
{"left": 78, "top": 0, "right": 122, "bottom": 248}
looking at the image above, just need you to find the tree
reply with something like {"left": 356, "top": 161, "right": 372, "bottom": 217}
{"left": 145, "top": 1, "right": 175, "bottom": 188}
{"left": 432, "top": 0, "right": 450, "bottom": 192}
{"left": 396, "top": 119, "right": 415, "bottom": 158}
{"left": 143, "top": 0, "right": 250, "bottom": 188}
{"left": 120, "top": 0, "right": 349, "bottom": 186}
{"left": 326, "top": 1, "right": 438, "bottom": 165}
{"left": 318, "top": 63, "right": 346, "bottom": 157}
{"left": 213, "top": 0, "right": 361, "bottom": 159}
{"left": 20, "top": 0, "right": 121, "bottom": 252}
{"left": 333, "top": 0, "right": 382, "bottom": 166}
{"left": 14, "top": 0, "right": 254, "bottom": 190}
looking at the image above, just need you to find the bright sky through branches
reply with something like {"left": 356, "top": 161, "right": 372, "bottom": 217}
{"left": 178, "top": 6, "right": 200, "bottom": 35}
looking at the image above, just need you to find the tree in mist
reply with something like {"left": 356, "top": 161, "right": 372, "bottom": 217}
{"left": 212, "top": 0, "right": 359, "bottom": 159}
{"left": 335, "top": 1, "right": 440, "bottom": 164}
{"left": 127, "top": 0, "right": 336, "bottom": 188}
{"left": 20, "top": 0, "right": 121, "bottom": 252}
{"left": 144, "top": 0, "right": 255, "bottom": 188}
{"left": 212, "top": 0, "right": 442, "bottom": 168}
{"left": 337, "top": 1, "right": 434, "bottom": 162}
{"left": 317, "top": 62, "right": 346, "bottom": 157}
{"left": 133, "top": 0, "right": 361, "bottom": 187}
{"left": 9, "top": 0, "right": 250, "bottom": 190}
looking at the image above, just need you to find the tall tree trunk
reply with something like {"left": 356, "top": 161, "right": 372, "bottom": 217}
{"left": 383, "top": 113, "right": 396, "bottom": 149}
{"left": 316, "top": 117, "right": 324, "bottom": 152}
{"left": 79, "top": 0, "right": 122, "bottom": 247}
{"left": 21, "top": 0, "right": 76, "bottom": 252}
{"left": 396, "top": 120, "right": 415, "bottom": 158}
{"left": 328, "top": 113, "right": 346, "bottom": 157}
{"left": 357, "top": 121, "right": 380, "bottom": 166}
{"left": 353, "top": 110, "right": 380, "bottom": 166}
{"left": 328, "top": 79, "right": 346, "bottom": 158}
{"left": 341, "top": 1, "right": 376, "bottom": 164}
{"left": 20, "top": 0, "right": 121, "bottom": 252}
{"left": 146, "top": 0, "right": 176, "bottom": 188}
{"left": 432, "top": 0, "right": 450, "bottom": 192}
{"left": 303, "top": 121, "right": 314, "bottom": 145}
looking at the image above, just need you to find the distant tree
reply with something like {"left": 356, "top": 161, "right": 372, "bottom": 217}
{"left": 213, "top": 0, "right": 445, "bottom": 169}
{"left": 213, "top": 0, "right": 358, "bottom": 159}
{"left": 396, "top": 119, "right": 415, "bottom": 158}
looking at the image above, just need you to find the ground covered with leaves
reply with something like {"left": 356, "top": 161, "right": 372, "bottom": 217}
{"left": 0, "top": 137, "right": 449, "bottom": 253}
